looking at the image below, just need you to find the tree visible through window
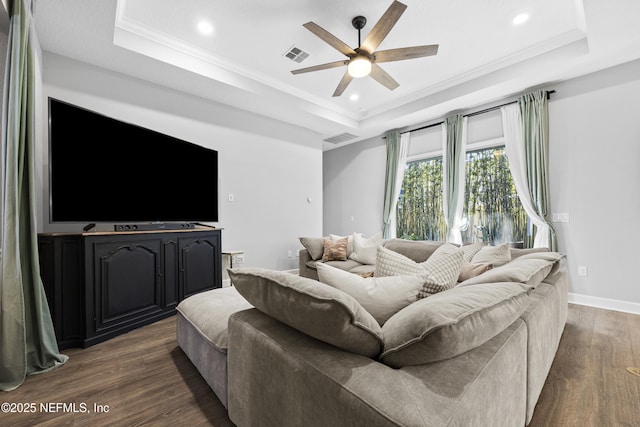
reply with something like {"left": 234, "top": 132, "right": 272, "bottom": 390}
{"left": 396, "top": 145, "right": 529, "bottom": 245}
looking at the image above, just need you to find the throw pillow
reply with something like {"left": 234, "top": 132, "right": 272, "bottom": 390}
{"left": 349, "top": 232, "right": 383, "bottom": 265}
{"left": 461, "top": 242, "right": 484, "bottom": 262}
{"left": 322, "top": 237, "right": 348, "bottom": 261}
{"left": 458, "top": 262, "right": 493, "bottom": 282}
{"left": 316, "top": 263, "right": 426, "bottom": 325}
{"left": 375, "top": 244, "right": 464, "bottom": 299}
{"left": 228, "top": 268, "right": 384, "bottom": 358}
{"left": 330, "top": 233, "right": 357, "bottom": 257}
{"left": 417, "top": 243, "right": 464, "bottom": 299}
{"left": 379, "top": 282, "right": 533, "bottom": 368}
{"left": 471, "top": 242, "right": 511, "bottom": 266}
{"left": 374, "top": 245, "right": 426, "bottom": 277}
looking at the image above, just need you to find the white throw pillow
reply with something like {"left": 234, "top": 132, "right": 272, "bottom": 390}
{"left": 316, "top": 263, "right": 426, "bottom": 325}
{"left": 349, "top": 232, "right": 383, "bottom": 265}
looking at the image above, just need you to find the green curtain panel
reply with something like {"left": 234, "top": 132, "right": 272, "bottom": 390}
{"left": 1, "top": 0, "right": 68, "bottom": 391}
{"left": 442, "top": 114, "right": 467, "bottom": 244}
{"left": 518, "top": 91, "right": 557, "bottom": 251}
{"left": 382, "top": 131, "right": 409, "bottom": 239}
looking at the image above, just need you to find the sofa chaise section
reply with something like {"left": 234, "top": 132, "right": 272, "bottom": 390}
{"left": 227, "top": 308, "right": 528, "bottom": 427}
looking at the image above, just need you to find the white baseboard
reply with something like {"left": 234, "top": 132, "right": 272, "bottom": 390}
{"left": 568, "top": 293, "right": 640, "bottom": 315}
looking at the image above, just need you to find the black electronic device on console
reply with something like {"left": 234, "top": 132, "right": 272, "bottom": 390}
{"left": 113, "top": 223, "right": 196, "bottom": 232}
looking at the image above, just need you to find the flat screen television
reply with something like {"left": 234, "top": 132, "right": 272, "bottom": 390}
{"left": 48, "top": 98, "right": 219, "bottom": 224}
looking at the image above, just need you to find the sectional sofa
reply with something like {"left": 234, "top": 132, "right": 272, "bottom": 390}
{"left": 176, "top": 239, "right": 568, "bottom": 426}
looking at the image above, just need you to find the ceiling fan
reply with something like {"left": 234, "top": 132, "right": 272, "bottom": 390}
{"left": 291, "top": 0, "right": 439, "bottom": 97}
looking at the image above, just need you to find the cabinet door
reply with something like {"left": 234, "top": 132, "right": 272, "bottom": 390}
{"left": 179, "top": 231, "right": 221, "bottom": 298}
{"left": 38, "top": 235, "right": 83, "bottom": 348}
{"left": 89, "top": 238, "right": 163, "bottom": 336}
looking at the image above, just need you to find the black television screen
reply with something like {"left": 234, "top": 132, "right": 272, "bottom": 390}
{"left": 48, "top": 98, "right": 219, "bottom": 223}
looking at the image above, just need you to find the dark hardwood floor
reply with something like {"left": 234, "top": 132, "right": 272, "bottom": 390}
{"left": 1, "top": 315, "right": 234, "bottom": 427}
{"left": 529, "top": 304, "right": 640, "bottom": 426}
{"left": 2, "top": 304, "right": 639, "bottom": 426}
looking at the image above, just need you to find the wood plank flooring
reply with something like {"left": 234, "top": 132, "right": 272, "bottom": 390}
{"left": 529, "top": 304, "right": 640, "bottom": 426}
{"left": 1, "top": 315, "right": 234, "bottom": 427}
{"left": 2, "top": 303, "right": 639, "bottom": 426}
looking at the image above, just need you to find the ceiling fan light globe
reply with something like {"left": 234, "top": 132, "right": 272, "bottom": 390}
{"left": 348, "top": 57, "right": 372, "bottom": 78}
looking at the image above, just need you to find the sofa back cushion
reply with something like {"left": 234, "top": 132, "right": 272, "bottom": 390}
{"left": 458, "top": 252, "right": 565, "bottom": 288}
{"left": 380, "top": 282, "right": 532, "bottom": 368}
{"left": 228, "top": 268, "right": 384, "bottom": 358}
{"left": 382, "top": 239, "right": 445, "bottom": 263}
{"left": 299, "top": 237, "right": 327, "bottom": 261}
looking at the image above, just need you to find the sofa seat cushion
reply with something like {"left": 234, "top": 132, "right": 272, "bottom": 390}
{"left": 228, "top": 268, "right": 384, "bottom": 358}
{"left": 176, "top": 286, "right": 253, "bottom": 352}
{"left": 380, "top": 282, "right": 533, "bottom": 367}
{"left": 175, "top": 286, "right": 253, "bottom": 408}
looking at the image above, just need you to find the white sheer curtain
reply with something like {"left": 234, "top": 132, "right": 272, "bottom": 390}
{"left": 382, "top": 131, "right": 410, "bottom": 239}
{"left": 501, "top": 104, "right": 550, "bottom": 248}
{"left": 441, "top": 115, "right": 467, "bottom": 245}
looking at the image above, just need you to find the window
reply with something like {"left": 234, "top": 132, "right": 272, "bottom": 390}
{"left": 396, "top": 157, "right": 446, "bottom": 241}
{"left": 461, "top": 146, "right": 528, "bottom": 245}
{"left": 396, "top": 145, "right": 529, "bottom": 245}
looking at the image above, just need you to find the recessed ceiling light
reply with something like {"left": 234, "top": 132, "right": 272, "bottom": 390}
{"left": 197, "top": 20, "right": 214, "bottom": 35}
{"left": 349, "top": 94, "right": 360, "bottom": 101}
{"left": 512, "top": 13, "right": 529, "bottom": 26}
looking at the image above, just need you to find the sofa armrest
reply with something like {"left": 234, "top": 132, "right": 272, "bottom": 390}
{"left": 298, "top": 248, "right": 319, "bottom": 280}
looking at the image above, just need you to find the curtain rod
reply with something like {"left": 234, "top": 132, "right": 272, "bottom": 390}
{"left": 387, "top": 90, "right": 556, "bottom": 137}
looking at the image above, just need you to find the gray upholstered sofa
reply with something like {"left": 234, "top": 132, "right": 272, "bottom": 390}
{"left": 298, "top": 236, "right": 446, "bottom": 280}
{"left": 176, "top": 240, "right": 568, "bottom": 427}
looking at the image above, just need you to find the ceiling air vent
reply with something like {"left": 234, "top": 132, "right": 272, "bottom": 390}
{"left": 323, "top": 132, "right": 358, "bottom": 144}
{"left": 283, "top": 45, "right": 310, "bottom": 63}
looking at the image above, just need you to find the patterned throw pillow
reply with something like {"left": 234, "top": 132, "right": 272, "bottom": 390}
{"left": 374, "top": 244, "right": 464, "bottom": 299}
{"left": 417, "top": 244, "right": 464, "bottom": 299}
{"left": 322, "top": 237, "right": 348, "bottom": 262}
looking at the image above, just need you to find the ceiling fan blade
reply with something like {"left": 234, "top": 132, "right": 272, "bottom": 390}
{"left": 303, "top": 22, "right": 357, "bottom": 57}
{"left": 291, "top": 60, "right": 348, "bottom": 75}
{"left": 374, "top": 45, "right": 439, "bottom": 63}
{"left": 369, "top": 63, "right": 399, "bottom": 91}
{"left": 332, "top": 71, "right": 353, "bottom": 97}
{"left": 360, "top": 0, "right": 407, "bottom": 54}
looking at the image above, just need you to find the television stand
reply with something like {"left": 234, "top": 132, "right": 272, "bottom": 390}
{"left": 38, "top": 227, "right": 222, "bottom": 349}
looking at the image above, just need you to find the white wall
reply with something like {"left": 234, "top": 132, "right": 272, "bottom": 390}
{"left": 40, "top": 54, "right": 323, "bottom": 271}
{"left": 548, "top": 59, "right": 640, "bottom": 312}
{"left": 323, "top": 59, "right": 640, "bottom": 313}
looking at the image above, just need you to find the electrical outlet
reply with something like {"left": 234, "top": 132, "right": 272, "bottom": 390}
{"left": 552, "top": 212, "right": 569, "bottom": 223}
{"left": 228, "top": 193, "right": 235, "bottom": 202}
{"left": 578, "top": 266, "right": 588, "bottom": 276}
{"left": 234, "top": 254, "right": 244, "bottom": 264}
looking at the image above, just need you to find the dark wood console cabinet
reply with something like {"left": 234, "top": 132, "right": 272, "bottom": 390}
{"left": 38, "top": 228, "right": 222, "bottom": 349}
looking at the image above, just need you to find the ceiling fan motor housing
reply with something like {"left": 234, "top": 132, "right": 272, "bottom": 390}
{"left": 352, "top": 16, "right": 367, "bottom": 30}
